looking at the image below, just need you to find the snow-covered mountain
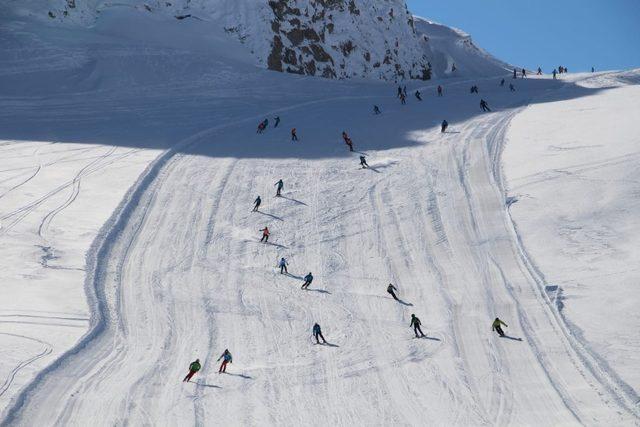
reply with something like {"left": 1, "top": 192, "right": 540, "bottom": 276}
{"left": 10, "top": 0, "right": 508, "bottom": 81}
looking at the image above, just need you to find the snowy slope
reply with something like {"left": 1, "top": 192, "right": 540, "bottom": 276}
{"left": 1, "top": 3, "right": 639, "bottom": 427}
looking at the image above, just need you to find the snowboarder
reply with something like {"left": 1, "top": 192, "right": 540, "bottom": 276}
{"left": 441, "top": 119, "right": 448, "bottom": 133}
{"left": 182, "top": 359, "right": 201, "bottom": 382}
{"left": 537, "top": 67, "right": 542, "bottom": 75}
{"left": 359, "top": 155, "right": 368, "bottom": 168}
{"left": 480, "top": 99, "right": 491, "bottom": 112}
{"left": 373, "top": 105, "right": 381, "bottom": 115}
{"left": 217, "top": 349, "right": 232, "bottom": 373}
{"left": 313, "top": 323, "right": 326, "bottom": 344}
{"left": 521, "top": 68, "right": 527, "bottom": 78}
{"left": 274, "top": 116, "right": 280, "bottom": 128}
{"left": 492, "top": 317, "right": 508, "bottom": 337}
{"left": 513, "top": 68, "right": 517, "bottom": 79}
{"left": 387, "top": 283, "right": 399, "bottom": 301}
{"left": 410, "top": 314, "right": 426, "bottom": 338}
{"left": 437, "top": 85, "right": 443, "bottom": 97}
{"left": 399, "top": 92, "right": 406, "bottom": 105}
{"left": 279, "top": 257, "right": 288, "bottom": 274}
{"left": 252, "top": 196, "right": 261, "bottom": 212}
{"left": 291, "top": 128, "right": 298, "bottom": 142}
{"left": 500, "top": 78, "right": 505, "bottom": 87}
{"left": 301, "top": 272, "right": 313, "bottom": 289}
{"left": 509, "top": 83, "right": 516, "bottom": 92}
{"left": 260, "top": 226, "right": 270, "bottom": 243}
{"left": 275, "top": 179, "right": 284, "bottom": 197}
{"left": 552, "top": 69, "right": 557, "bottom": 80}
{"left": 415, "top": 90, "right": 422, "bottom": 101}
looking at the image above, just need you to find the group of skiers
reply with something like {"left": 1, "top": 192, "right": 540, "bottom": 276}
{"left": 183, "top": 349, "right": 233, "bottom": 382}
{"left": 256, "top": 116, "right": 298, "bottom": 142}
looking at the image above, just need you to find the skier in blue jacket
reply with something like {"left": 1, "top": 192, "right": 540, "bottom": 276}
{"left": 302, "top": 272, "right": 313, "bottom": 289}
{"left": 279, "top": 257, "right": 288, "bottom": 274}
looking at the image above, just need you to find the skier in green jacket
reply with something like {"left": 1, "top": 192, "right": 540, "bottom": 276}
{"left": 492, "top": 318, "right": 508, "bottom": 337}
{"left": 183, "top": 359, "right": 201, "bottom": 382}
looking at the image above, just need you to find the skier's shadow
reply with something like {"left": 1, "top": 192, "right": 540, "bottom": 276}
{"left": 257, "top": 211, "right": 283, "bottom": 221}
{"left": 263, "top": 241, "right": 288, "bottom": 249}
{"left": 225, "top": 373, "right": 253, "bottom": 380}
{"left": 397, "top": 299, "right": 413, "bottom": 306}
{"left": 365, "top": 166, "right": 381, "bottom": 174}
{"left": 284, "top": 273, "right": 304, "bottom": 280}
{"left": 279, "top": 196, "right": 307, "bottom": 206}
{"left": 443, "top": 131, "right": 461, "bottom": 134}
{"left": 321, "top": 342, "right": 340, "bottom": 348}
{"left": 307, "top": 288, "right": 331, "bottom": 294}
{"left": 500, "top": 335, "right": 523, "bottom": 342}
{"left": 196, "top": 381, "right": 221, "bottom": 388}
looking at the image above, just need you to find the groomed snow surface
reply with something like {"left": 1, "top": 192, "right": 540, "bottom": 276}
{"left": 1, "top": 8, "right": 639, "bottom": 427}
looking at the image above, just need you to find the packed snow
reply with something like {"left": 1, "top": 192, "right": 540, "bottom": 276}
{"left": 1, "top": 2, "right": 639, "bottom": 426}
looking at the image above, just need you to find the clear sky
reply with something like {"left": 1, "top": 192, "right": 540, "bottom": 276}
{"left": 406, "top": 0, "right": 640, "bottom": 72}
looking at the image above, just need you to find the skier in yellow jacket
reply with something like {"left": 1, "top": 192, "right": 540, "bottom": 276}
{"left": 492, "top": 318, "right": 508, "bottom": 337}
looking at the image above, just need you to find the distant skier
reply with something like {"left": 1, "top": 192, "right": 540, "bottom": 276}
{"left": 279, "top": 257, "right": 288, "bottom": 274}
{"left": 500, "top": 78, "right": 505, "bottom": 87}
{"left": 274, "top": 116, "right": 281, "bottom": 128}
{"left": 301, "top": 272, "right": 313, "bottom": 289}
{"left": 552, "top": 69, "right": 557, "bottom": 80}
{"left": 415, "top": 90, "right": 422, "bottom": 101}
{"left": 509, "top": 83, "right": 516, "bottom": 92}
{"left": 410, "top": 314, "right": 426, "bottom": 338}
{"left": 387, "top": 283, "right": 399, "bottom": 301}
{"left": 521, "top": 68, "right": 527, "bottom": 78}
{"left": 183, "top": 358, "right": 201, "bottom": 382}
{"left": 451, "top": 63, "right": 456, "bottom": 72}
{"left": 537, "top": 67, "right": 542, "bottom": 75}
{"left": 313, "top": 323, "right": 326, "bottom": 344}
{"left": 257, "top": 122, "right": 266, "bottom": 134}
{"left": 437, "top": 85, "right": 443, "bottom": 97}
{"left": 399, "top": 92, "right": 406, "bottom": 105}
{"left": 591, "top": 66, "right": 595, "bottom": 73}
{"left": 441, "top": 119, "right": 448, "bottom": 133}
{"left": 359, "top": 155, "right": 368, "bottom": 168}
{"left": 275, "top": 179, "right": 284, "bottom": 197}
{"left": 480, "top": 99, "right": 491, "bottom": 112}
{"left": 217, "top": 349, "right": 232, "bottom": 373}
{"left": 403, "top": 85, "right": 408, "bottom": 97}
{"left": 291, "top": 128, "right": 298, "bottom": 142}
{"left": 397, "top": 86, "right": 403, "bottom": 98}
{"left": 513, "top": 68, "right": 517, "bottom": 79}
{"left": 492, "top": 317, "right": 508, "bottom": 337}
{"left": 260, "top": 226, "right": 270, "bottom": 243}
{"left": 373, "top": 105, "right": 381, "bottom": 115}
{"left": 252, "top": 196, "right": 261, "bottom": 212}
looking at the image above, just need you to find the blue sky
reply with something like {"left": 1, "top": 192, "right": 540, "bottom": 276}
{"left": 406, "top": 0, "right": 640, "bottom": 72}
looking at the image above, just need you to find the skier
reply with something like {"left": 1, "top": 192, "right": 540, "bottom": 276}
{"left": 387, "top": 283, "right": 399, "bottom": 301}
{"left": 479, "top": 99, "right": 491, "bottom": 112}
{"left": 513, "top": 68, "right": 517, "bottom": 79}
{"left": 437, "top": 85, "right": 443, "bottom": 97}
{"left": 373, "top": 105, "right": 381, "bottom": 115}
{"left": 441, "top": 119, "right": 448, "bottom": 133}
{"left": 591, "top": 66, "right": 595, "bottom": 73}
{"left": 182, "top": 358, "right": 201, "bottom": 382}
{"left": 415, "top": 90, "right": 422, "bottom": 101}
{"left": 410, "top": 314, "right": 426, "bottom": 338}
{"left": 397, "top": 86, "right": 402, "bottom": 98}
{"left": 451, "top": 63, "right": 456, "bottom": 72}
{"left": 399, "top": 92, "right": 406, "bottom": 105}
{"left": 291, "top": 128, "right": 298, "bottom": 142}
{"left": 217, "top": 349, "right": 232, "bottom": 373}
{"left": 521, "top": 68, "right": 527, "bottom": 78}
{"left": 552, "top": 69, "right": 557, "bottom": 80}
{"left": 301, "top": 272, "right": 313, "bottom": 289}
{"left": 345, "top": 137, "right": 354, "bottom": 152}
{"left": 537, "top": 66, "right": 542, "bottom": 75}
{"left": 492, "top": 317, "right": 508, "bottom": 337}
{"left": 274, "top": 116, "right": 281, "bottom": 128}
{"left": 256, "top": 122, "right": 266, "bottom": 134}
{"left": 275, "top": 179, "right": 284, "bottom": 197}
{"left": 403, "top": 85, "right": 408, "bottom": 97}
{"left": 252, "top": 195, "right": 261, "bottom": 212}
{"left": 500, "top": 78, "right": 505, "bottom": 87}
{"left": 313, "top": 323, "right": 326, "bottom": 344}
{"left": 509, "top": 83, "right": 516, "bottom": 92}
{"left": 279, "top": 257, "right": 288, "bottom": 274}
{"left": 260, "top": 226, "right": 270, "bottom": 243}
{"left": 359, "top": 155, "right": 368, "bottom": 168}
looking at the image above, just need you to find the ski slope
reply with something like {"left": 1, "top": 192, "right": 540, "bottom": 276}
{"left": 1, "top": 5, "right": 640, "bottom": 427}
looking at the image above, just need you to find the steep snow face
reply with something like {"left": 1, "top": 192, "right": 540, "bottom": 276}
{"left": 14, "top": 0, "right": 433, "bottom": 81}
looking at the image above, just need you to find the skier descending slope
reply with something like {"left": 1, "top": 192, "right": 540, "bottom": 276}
{"left": 275, "top": 179, "right": 284, "bottom": 197}
{"left": 217, "top": 349, "right": 232, "bottom": 373}
{"left": 291, "top": 128, "right": 298, "bottom": 142}
{"left": 387, "top": 283, "right": 399, "bottom": 301}
{"left": 492, "top": 318, "right": 508, "bottom": 337}
{"left": 313, "top": 323, "right": 327, "bottom": 344}
{"left": 279, "top": 257, "right": 288, "bottom": 274}
{"left": 437, "top": 85, "right": 443, "bottom": 97}
{"left": 480, "top": 99, "right": 491, "bottom": 112}
{"left": 301, "top": 272, "right": 313, "bottom": 289}
{"left": 500, "top": 78, "right": 505, "bottom": 87}
{"left": 260, "top": 226, "right": 270, "bottom": 243}
{"left": 373, "top": 105, "right": 381, "bottom": 115}
{"left": 415, "top": 90, "right": 422, "bottom": 101}
{"left": 274, "top": 116, "right": 280, "bottom": 128}
{"left": 252, "top": 196, "right": 261, "bottom": 212}
{"left": 441, "top": 120, "right": 449, "bottom": 133}
{"left": 182, "top": 359, "right": 201, "bottom": 382}
{"left": 359, "top": 156, "right": 368, "bottom": 169}
{"left": 399, "top": 92, "right": 406, "bottom": 105}
{"left": 510, "top": 83, "right": 516, "bottom": 92}
{"left": 513, "top": 68, "right": 517, "bottom": 79}
{"left": 410, "top": 314, "right": 426, "bottom": 338}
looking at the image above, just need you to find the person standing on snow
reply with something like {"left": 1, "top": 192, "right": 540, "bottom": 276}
{"left": 279, "top": 257, "right": 288, "bottom": 274}
{"left": 492, "top": 317, "right": 508, "bottom": 337}
{"left": 217, "top": 349, "right": 232, "bottom": 373}
{"left": 537, "top": 67, "right": 542, "bottom": 75}
{"left": 260, "top": 226, "right": 270, "bottom": 243}
{"left": 301, "top": 272, "right": 313, "bottom": 289}
{"left": 313, "top": 323, "right": 326, "bottom": 344}
{"left": 479, "top": 99, "right": 491, "bottom": 112}
{"left": 437, "top": 85, "right": 443, "bottom": 97}
{"left": 359, "top": 155, "right": 369, "bottom": 169}
{"left": 410, "top": 314, "right": 426, "bottom": 338}
{"left": 500, "top": 78, "right": 505, "bottom": 87}
{"left": 415, "top": 90, "right": 422, "bottom": 101}
{"left": 513, "top": 68, "right": 517, "bottom": 79}
{"left": 521, "top": 68, "right": 527, "bottom": 78}
{"left": 253, "top": 196, "right": 261, "bottom": 212}
{"left": 183, "top": 359, "right": 201, "bottom": 382}
{"left": 274, "top": 116, "right": 280, "bottom": 128}
{"left": 275, "top": 179, "right": 284, "bottom": 197}
{"left": 441, "top": 120, "right": 449, "bottom": 133}
{"left": 373, "top": 105, "right": 381, "bottom": 115}
{"left": 387, "top": 283, "right": 399, "bottom": 301}
{"left": 291, "top": 128, "right": 298, "bottom": 142}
